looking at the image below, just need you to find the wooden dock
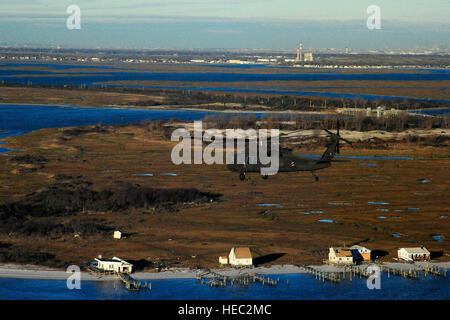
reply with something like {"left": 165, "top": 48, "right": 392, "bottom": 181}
{"left": 343, "top": 265, "right": 372, "bottom": 279}
{"left": 88, "top": 265, "right": 151, "bottom": 292}
{"left": 302, "top": 263, "right": 448, "bottom": 283}
{"left": 117, "top": 273, "right": 151, "bottom": 291}
{"left": 196, "top": 270, "right": 279, "bottom": 288}
{"left": 300, "top": 266, "right": 341, "bottom": 283}
{"left": 416, "top": 264, "right": 447, "bottom": 277}
{"left": 88, "top": 265, "right": 115, "bottom": 276}
{"left": 200, "top": 263, "right": 448, "bottom": 288}
{"left": 249, "top": 273, "right": 278, "bottom": 286}
{"left": 380, "top": 266, "right": 420, "bottom": 279}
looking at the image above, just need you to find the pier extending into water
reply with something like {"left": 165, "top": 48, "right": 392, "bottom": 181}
{"left": 379, "top": 265, "right": 420, "bottom": 279}
{"left": 117, "top": 273, "right": 151, "bottom": 291}
{"left": 88, "top": 265, "right": 151, "bottom": 292}
{"left": 301, "top": 262, "right": 447, "bottom": 284}
{"left": 299, "top": 266, "right": 341, "bottom": 283}
{"left": 196, "top": 270, "right": 278, "bottom": 288}
{"left": 416, "top": 264, "right": 447, "bottom": 277}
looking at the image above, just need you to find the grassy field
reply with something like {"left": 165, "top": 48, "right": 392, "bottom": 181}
{"left": 1, "top": 83, "right": 449, "bottom": 115}
{"left": 0, "top": 121, "right": 448, "bottom": 269}
{"left": 104, "top": 79, "right": 450, "bottom": 101}
{"left": 1, "top": 61, "right": 449, "bottom": 105}
{"left": 0, "top": 86, "right": 160, "bottom": 108}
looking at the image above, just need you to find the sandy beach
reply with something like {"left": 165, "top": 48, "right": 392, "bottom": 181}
{"left": 0, "top": 264, "right": 307, "bottom": 281}
{"left": 1, "top": 262, "right": 449, "bottom": 281}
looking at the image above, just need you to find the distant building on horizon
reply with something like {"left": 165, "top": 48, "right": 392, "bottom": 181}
{"left": 303, "top": 53, "right": 313, "bottom": 62}
{"left": 296, "top": 42, "right": 313, "bottom": 62}
{"left": 296, "top": 42, "right": 303, "bottom": 61}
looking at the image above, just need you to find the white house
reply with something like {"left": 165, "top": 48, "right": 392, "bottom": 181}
{"left": 219, "top": 256, "right": 228, "bottom": 265}
{"left": 329, "top": 247, "right": 353, "bottom": 264}
{"left": 95, "top": 257, "right": 133, "bottom": 273}
{"left": 113, "top": 231, "right": 122, "bottom": 239}
{"left": 398, "top": 247, "right": 430, "bottom": 262}
{"left": 350, "top": 245, "right": 372, "bottom": 261}
{"left": 228, "top": 247, "right": 253, "bottom": 267}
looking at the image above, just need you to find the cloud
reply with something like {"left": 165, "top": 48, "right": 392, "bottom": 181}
{"left": 1, "top": 0, "right": 448, "bottom": 24}
{"left": 206, "top": 28, "right": 241, "bottom": 35}
{"left": 1, "top": 18, "right": 448, "bottom": 50}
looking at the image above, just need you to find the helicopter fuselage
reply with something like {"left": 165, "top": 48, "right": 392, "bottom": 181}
{"left": 226, "top": 152, "right": 331, "bottom": 174}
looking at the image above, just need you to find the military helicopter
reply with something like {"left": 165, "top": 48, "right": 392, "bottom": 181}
{"left": 226, "top": 122, "right": 352, "bottom": 182}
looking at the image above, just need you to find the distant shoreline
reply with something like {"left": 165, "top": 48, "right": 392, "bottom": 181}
{"left": 1, "top": 102, "right": 449, "bottom": 115}
{"left": 0, "top": 102, "right": 331, "bottom": 115}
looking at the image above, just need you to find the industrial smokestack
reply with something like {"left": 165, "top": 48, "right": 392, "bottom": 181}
{"left": 296, "top": 42, "right": 303, "bottom": 62}
{"left": 299, "top": 42, "right": 303, "bottom": 62}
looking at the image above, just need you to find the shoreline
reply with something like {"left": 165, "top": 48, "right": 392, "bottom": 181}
{"left": 0, "top": 264, "right": 309, "bottom": 281}
{"left": 1, "top": 262, "right": 449, "bottom": 281}
{"left": 1, "top": 102, "right": 449, "bottom": 115}
{"left": 0, "top": 102, "right": 333, "bottom": 115}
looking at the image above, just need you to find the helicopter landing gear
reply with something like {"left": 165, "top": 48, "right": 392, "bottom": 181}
{"left": 262, "top": 175, "right": 268, "bottom": 180}
{"left": 312, "top": 171, "right": 319, "bottom": 182}
{"left": 239, "top": 173, "right": 246, "bottom": 181}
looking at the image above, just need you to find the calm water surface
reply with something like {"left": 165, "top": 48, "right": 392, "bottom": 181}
{"left": 0, "top": 273, "right": 448, "bottom": 300}
{"left": 1, "top": 62, "right": 449, "bottom": 103}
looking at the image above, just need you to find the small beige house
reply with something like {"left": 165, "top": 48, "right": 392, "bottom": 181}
{"left": 229, "top": 247, "right": 253, "bottom": 267}
{"left": 95, "top": 257, "right": 133, "bottom": 273}
{"left": 219, "top": 256, "right": 229, "bottom": 265}
{"left": 329, "top": 247, "right": 353, "bottom": 264}
{"left": 398, "top": 247, "right": 430, "bottom": 262}
{"left": 113, "top": 231, "right": 122, "bottom": 239}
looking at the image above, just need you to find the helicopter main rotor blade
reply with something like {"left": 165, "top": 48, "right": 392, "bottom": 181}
{"left": 340, "top": 137, "right": 353, "bottom": 146}
{"left": 278, "top": 129, "right": 305, "bottom": 138}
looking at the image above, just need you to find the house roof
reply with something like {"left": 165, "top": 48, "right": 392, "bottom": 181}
{"left": 95, "top": 257, "right": 132, "bottom": 265}
{"left": 233, "top": 247, "right": 252, "bottom": 259}
{"left": 350, "top": 245, "right": 371, "bottom": 252}
{"left": 399, "top": 247, "right": 430, "bottom": 255}
{"left": 96, "top": 258, "right": 120, "bottom": 262}
{"left": 332, "top": 247, "right": 353, "bottom": 258}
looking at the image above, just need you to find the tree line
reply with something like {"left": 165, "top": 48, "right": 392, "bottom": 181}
{"left": 201, "top": 112, "right": 449, "bottom": 132}
{"left": 2, "top": 82, "right": 448, "bottom": 111}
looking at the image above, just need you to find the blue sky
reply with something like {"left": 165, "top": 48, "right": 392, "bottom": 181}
{"left": 0, "top": 0, "right": 449, "bottom": 49}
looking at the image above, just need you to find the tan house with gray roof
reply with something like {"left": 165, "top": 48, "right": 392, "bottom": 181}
{"left": 229, "top": 247, "right": 253, "bottom": 266}
{"left": 398, "top": 247, "right": 430, "bottom": 262}
{"left": 329, "top": 247, "right": 353, "bottom": 264}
